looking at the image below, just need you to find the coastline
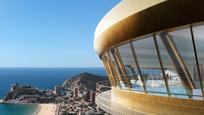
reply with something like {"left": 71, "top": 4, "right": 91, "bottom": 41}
{"left": 0, "top": 102, "right": 57, "bottom": 115}
{"left": 0, "top": 71, "right": 106, "bottom": 115}
{"left": 0, "top": 103, "right": 38, "bottom": 115}
{"left": 34, "top": 104, "right": 57, "bottom": 115}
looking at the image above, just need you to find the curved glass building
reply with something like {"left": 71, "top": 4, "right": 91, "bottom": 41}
{"left": 94, "top": 0, "right": 204, "bottom": 115}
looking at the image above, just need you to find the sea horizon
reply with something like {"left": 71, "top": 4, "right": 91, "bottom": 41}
{"left": 0, "top": 68, "right": 106, "bottom": 98}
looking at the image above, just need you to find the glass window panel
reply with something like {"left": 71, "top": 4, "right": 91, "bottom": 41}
{"left": 132, "top": 36, "right": 168, "bottom": 95}
{"left": 101, "top": 53, "right": 116, "bottom": 86}
{"left": 118, "top": 43, "right": 144, "bottom": 92}
{"left": 105, "top": 52, "right": 120, "bottom": 87}
{"left": 108, "top": 50, "right": 127, "bottom": 89}
{"left": 169, "top": 28, "right": 203, "bottom": 99}
{"left": 104, "top": 52, "right": 120, "bottom": 87}
{"left": 156, "top": 35, "right": 188, "bottom": 98}
{"left": 193, "top": 24, "right": 204, "bottom": 96}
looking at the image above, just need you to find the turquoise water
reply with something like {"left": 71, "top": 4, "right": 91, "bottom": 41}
{"left": 0, "top": 104, "right": 38, "bottom": 115}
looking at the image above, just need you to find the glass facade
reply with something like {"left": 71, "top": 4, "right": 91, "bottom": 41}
{"left": 101, "top": 24, "right": 204, "bottom": 100}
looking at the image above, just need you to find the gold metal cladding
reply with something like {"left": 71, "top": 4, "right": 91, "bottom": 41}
{"left": 94, "top": 0, "right": 204, "bottom": 55}
{"left": 95, "top": 0, "right": 166, "bottom": 39}
{"left": 111, "top": 87, "right": 204, "bottom": 115}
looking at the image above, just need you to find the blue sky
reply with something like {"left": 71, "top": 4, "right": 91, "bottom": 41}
{"left": 0, "top": 0, "right": 120, "bottom": 67}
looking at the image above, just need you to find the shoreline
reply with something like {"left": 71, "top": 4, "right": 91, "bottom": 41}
{"left": 0, "top": 102, "right": 57, "bottom": 115}
{"left": 34, "top": 104, "right": 57, "bottom": 115}
{"left": 0, "top": 103, "right": 38, "bottom": 115}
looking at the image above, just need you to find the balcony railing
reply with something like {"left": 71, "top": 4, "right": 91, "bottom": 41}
{"left": 95, "top": 80, "right": 146, "bottom": 115}
{"left": 96, "top": 80, "right": 111, "bottom": 95}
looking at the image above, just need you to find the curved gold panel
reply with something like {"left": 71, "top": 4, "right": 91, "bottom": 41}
{"left": 111, "top": 87, "right": 204, "bottom": 115}
{"left": 94, "top": 0, "right": 204, "bottom": 55}
{"left": 94, "top": 0, "right": 166, "bottom": 41}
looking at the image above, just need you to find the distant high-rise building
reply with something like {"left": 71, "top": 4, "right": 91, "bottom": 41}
{"left": 84, "top": 90, "right": 90, "bottom": 101}
{"left": 73, "top": 87, "right": 78, "bottom": 97}
{"left": 54, "top": 86, "right": 61, "bottom": 96}
{"left": 89, "top": 90, "right": 95, "bottom": 104}
{"left": 94, "top": 0, "right": 204, "bottom": 114}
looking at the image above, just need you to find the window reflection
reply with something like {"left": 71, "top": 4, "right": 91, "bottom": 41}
{"left": 192, "top": 25, "right": 204, "bottom": 94}
{"left": 156, "top": 35, "right": 189, "bottom": 98}
{"left": 169, "top": 27, "right": 203, "bottom": 99}
{"left": 118, "top": 44, "right": 144, "bottom": 92}
{"left": 132, "top": 36, "right": 168, "bottom": 95}
{"left": 108, "top": 50, "right": 128, "bottom": 89}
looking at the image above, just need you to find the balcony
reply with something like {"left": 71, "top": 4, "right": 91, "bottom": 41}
{"left": 95, "top": 81, "right": 146, "bottom": 115}
{"left": 96, "top": 81, "right": 204, "bottom": 115}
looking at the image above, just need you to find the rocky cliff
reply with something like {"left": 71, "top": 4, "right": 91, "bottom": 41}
{"left": 2, "top": 72, "right": 107, "bottom": 103}
{"left": 2, "top": 83, "right": 55, "bottom": 103}
{"left": 3, "top": 84, "right": 40, "bottom": 101}
{"left": 62, "top": 72, "right": 107, "bottom": 91}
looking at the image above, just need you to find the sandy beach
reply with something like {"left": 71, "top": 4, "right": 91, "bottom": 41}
{"left": 35, "top": 104, "right": 57, "bottom": 115}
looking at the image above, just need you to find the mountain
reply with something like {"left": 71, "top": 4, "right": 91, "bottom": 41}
{"left": 62, "top": 72, "right": 107, "bottom": 91}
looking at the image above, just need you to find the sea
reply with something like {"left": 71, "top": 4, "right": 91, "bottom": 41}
{"left": 0, "top": 68, "right": 106, "bottom": 115}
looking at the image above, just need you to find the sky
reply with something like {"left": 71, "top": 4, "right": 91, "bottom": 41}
{"left": 0, "top": 0, "right": 120, "bottom": 68}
